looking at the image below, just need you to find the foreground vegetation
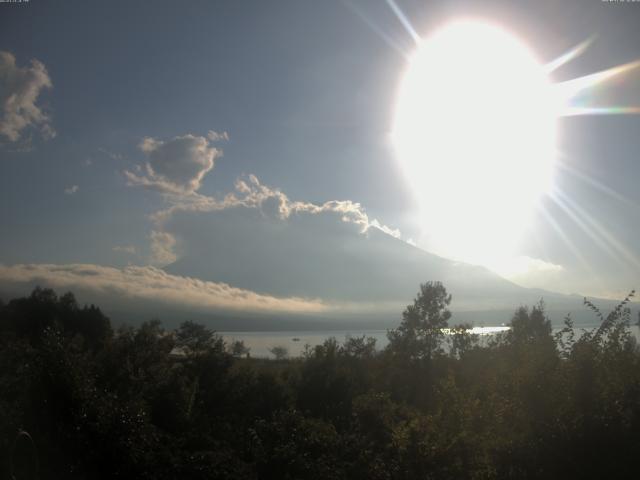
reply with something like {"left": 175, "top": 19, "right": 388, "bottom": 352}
{"left": 1, "top": 283, "right": 639, "bottom": 479}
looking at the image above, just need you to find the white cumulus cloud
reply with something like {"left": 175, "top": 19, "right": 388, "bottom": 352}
{"left": 151, "top": 174, "right": 403, "bottom": 242}
{"left": 125, "top": 133, "right": 223, "bottom": 194}
{"left": 64, "top": 185, "right": 79, "bottom": 195}
{"left": 0, "top": 51, "right": 55, "bottom": 143}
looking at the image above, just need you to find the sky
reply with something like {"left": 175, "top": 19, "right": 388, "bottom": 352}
{"left": 1, "top": 0, "right": 640, "bottom": 322}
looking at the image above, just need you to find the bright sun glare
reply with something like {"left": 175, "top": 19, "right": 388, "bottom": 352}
{"left": 393, "top": 21, "right": 558, "bottom": 267}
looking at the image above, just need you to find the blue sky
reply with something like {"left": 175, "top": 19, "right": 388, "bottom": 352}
{"left": 1, "top": 0, "right": 640, "bottom": 319}
{"left": 0, "top": 1, "right": 411, "bottom": 256}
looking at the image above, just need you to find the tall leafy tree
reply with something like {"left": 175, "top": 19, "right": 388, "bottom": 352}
{"left": 387, "top": 281, "right": 452, "bottom": 360}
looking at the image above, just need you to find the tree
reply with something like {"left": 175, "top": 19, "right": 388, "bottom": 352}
{"left": 449, "top": 323, "right": 477, "bottom": 359}
{"left": 506, "top": 301, "right": 552, "bottom": 346}
{"left": 387, "top": 281, "right": 451, "bottom": 360}
{"left": 0, "top": 287, "right": 111, "bottom": 349}
{"left": 175, "top": 320, "right": 224, "bottom": 355}
{"left": 228, "top": 339, "right": 250, "bottom": 358}
{"left": 269, "top": 345, "right": 288, "bottom": 360}
{"left": 342, "top": 335, "right": 377, "bottom": 359}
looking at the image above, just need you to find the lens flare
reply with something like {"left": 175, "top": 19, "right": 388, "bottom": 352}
{"left": 391, "top": 17, "right": 640, "bottom": 273}
{"left": 393, "top": 21, "right": 558, "bottom": 266}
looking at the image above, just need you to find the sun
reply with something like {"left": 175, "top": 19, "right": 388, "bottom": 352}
{"left": 393, "top": 21, "right": 558, "bottom": 267}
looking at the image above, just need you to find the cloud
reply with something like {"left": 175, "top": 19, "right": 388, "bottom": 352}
{"left": 492, "top": 255, "right": 566, "bottom": 290}
{"left": 207, "top": 130, "right": 229, "bottom": 142}
{"left": 125, "top": 133, "right": 223, "bottom": 194}
{"left": 151, "top": 175, "right": 435, "bottom": 304}
{"left": 494, "top": 256, "right": 564, "bottom": 278}
{"left": 0, "top": 263, "right": 327, "bottom": 314}
{"left": 142, "top": 175, "right": 575, "bottom": 314}
{"left": 64, "top": 185, "right": 79, "bottom": 195}
{"left": 112, "top": 245, "right": 137, "bottom": 255}
{"left": 98, "top": 147, "right": 123, "bottom": 161}
{"left": 0, "top": 51, "right": 55, "bottom": 143}
{"left": 369, "top": 219, "right": 401, "bottom": 239}
{"left": 149, "top": 231, "right": 177, "bottom": 266}
{"left": 151, "top": 174, "right": 402, "bottom": 241}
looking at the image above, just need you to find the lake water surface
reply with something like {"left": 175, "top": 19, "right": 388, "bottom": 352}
{"left": 221, "top": 325, "right": 640, "bottom": 358}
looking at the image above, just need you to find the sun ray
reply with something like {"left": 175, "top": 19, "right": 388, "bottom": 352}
{"left": 544, "top": 36, "right": 595, "bottom": 73}
{"left": 549, "top": 189, "right": 626, "bottom": 267}
{"left": 536, "top": 202, "right": 594, "bottom": 275}
{"left": 551, "top": 188, "right": 640, "bottom": 275}
{"left": 385, "top": 0, "right": 421, "bottom": 44}
{"left": 341, "top": 0, "right": 410, "bottom": 58}
{"left": 555, "top": 59, "right": 640, "bottom": 105}
{"left": 555, "top": 189, "right": 640, "bottom": 270}
{"left": 556, "top": 159, "right": 640, "bottom": 209}
{"left": 561, "top": 106, "right": 640, "bottom": 116}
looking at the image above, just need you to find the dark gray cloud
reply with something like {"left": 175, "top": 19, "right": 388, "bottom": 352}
{"left": 125, "top": 133, "right": 225, "bottom": 194}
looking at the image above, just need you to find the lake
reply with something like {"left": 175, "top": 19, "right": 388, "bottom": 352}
{"left": 221, "top": 325, "right": 640, "bottom": 358}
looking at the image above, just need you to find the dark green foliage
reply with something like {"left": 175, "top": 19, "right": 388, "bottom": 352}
{"left": 387, "top": 281, "right": 452, "bottom": 361}
{"left": 251, "top": 410, "right": 344, "bottom": 479}
{"left": 2, "top": 286, "right": 640, "bottom": 479}
{"left": 0, "top": 287, "right": 111, "bottom": 348}
{"left": 229, "top": 339, "right": 251, "bottom": 357}
{"left": 506, "top": 301, "right": 553, "bottom": 347}
{"left": 269, "top": 345, "right": 288, "bottom": 360}
{"left": 342, "top": 335, "right": 377, "bottom": 359}
{"left": 449, "top": 323, "right": 478, "bottom": 359}
{"left": 296, "top": 337, "right": 374, "bottom": 422}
